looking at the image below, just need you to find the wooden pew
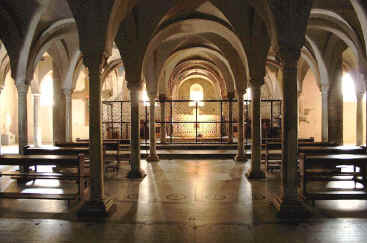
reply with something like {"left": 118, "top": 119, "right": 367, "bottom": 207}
{"left": 23, "top": 145, "right": 118, "bottom": 172}
{"left": 263, "top": 144, "right": 365, "bottom": 172}
{"left": 0, "top": 154, "right": 88, "bottom": 206}
{"left": 55, "top": 141, "right": 121, "bottom": 166}
{"left": 299, "top": 153, "right": 367, "bottom": 205}
{"left": 76, "top": 138, "right": 130, "bottom": 144}
{"left": 262, "top": 137, "right": 315, "bottom": 144}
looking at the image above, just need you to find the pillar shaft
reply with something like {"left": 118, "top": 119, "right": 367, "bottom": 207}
{"left": 16, "top": 84, "right": 29, "bottom": 154}
{"left": 64, "top": 89, "right": 73, "bottom": 142}
{"left": 321, "top": 88, "right": 329, "bottom": 142}
{"left": 33, "top": 94, "right": 41, "bottom": 147}
{"left": 77, "top": 56, "right": 113, "bottom": 217}
{"left": 0, "top": 88, "right": 2, "bottom": 154}
{"left": 356, "top": 93, "right": 364, "bottom": 145}
{"left": 88, "top": 69, "right": 104, "bottom": 201}
{"left": 228, "top": 96, "right": 234, "bottom": 143}
{"left": 160, "top": 96, "right": 166, "bottom": 143}
{"left": 147, "top": 99, "right": 159, "bottom": 162}
{"left": 52, "top": 72, "right": 66, "bottom": 144}
{"left": 128, "top": 85, "right": 145, "bottom": 178}
{"left": 280, "top": 54, "right": 300, "bottom": 202}
{"left": 235, "top": 93, "right": 246, "bottom": 161}
{"left": 247, "top": 82, "right": 265, "bottom": 178}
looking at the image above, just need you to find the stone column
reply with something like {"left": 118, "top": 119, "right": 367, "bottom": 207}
{"left": 247, "top": 81, "right": 265, "bottom": 178}
{"left": 127, "top": 84, "right": 146, "bottom": 178}
{"left": 77, "top": 62, "right": 113, "bottom": 217}
{"left": 356, "top": 91, "right": 364, "bottom": 145}
{"left": 159, "top": 94, "right": 166, "bottom": 144}
{"left": 328, "top": 69, "right": 344, "bottom": 145}
{"left": 228, "top": 92, "right": 234, "bottom": 143}
{"left": 321, "top": 86, "right": 329, "bottom": 142}
{"left": 16, "top": 83, "right": 29, "bottom": 154}
{"left": 235, "top": 90, "right": 246, "bottom": 161}
{"left": 147, "top": 97, "right": 159, "bottom": 162}
{"left": 0, "top": 87, "right": 3, "bottom": 154}
{"left": 64, "top": 89, "right": 73, "bottom": 142}
{"left": 52, "top": 70, "right": 66, "bottom": 144}
{"left": 33, "top": 93, "right": 41, "bottom": 147}
{"left": 272, "top": 49, "right": 309, "bottom": 217}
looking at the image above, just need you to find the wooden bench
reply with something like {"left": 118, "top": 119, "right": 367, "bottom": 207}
{"left": 76, "top": 138, "right": 130, "bottom": 144}
{"left": 263, "top": 144, "right": 365, "bottom": 172}
{"left": 55, "top": 141, "right": 121, "bottom": 166}
{"left": 299, "top": 153, "right": 367, "bottom": 205}
{"left": 262, "top": 137, "right": 315, "bottom": 144}
{"left": 24, "top": 145, "right": 118, "bottom": 172}
{"left": 0, "top": 154, "right": 88, "bottom": 206}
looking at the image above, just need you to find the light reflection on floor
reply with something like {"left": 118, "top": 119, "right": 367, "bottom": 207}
{"left": 0, "top": 158, "right": 366, "bottom": 242}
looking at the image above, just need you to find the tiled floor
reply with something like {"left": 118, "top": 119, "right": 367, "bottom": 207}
{"left": 0, "top": 145, "right": 367, "bottom": 242}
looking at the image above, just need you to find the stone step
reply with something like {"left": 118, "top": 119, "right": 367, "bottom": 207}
{"left": 108, "top": 150, "right": 252, "bottom": 160}
{"left": 118, "top": 144, "right": 252, "bottom": 151}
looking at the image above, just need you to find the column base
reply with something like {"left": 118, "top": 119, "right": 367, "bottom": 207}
{"left": 235, "top": 154, "right": 248, "bottom": 162}
{"left": 77, "top": 198, "right": 115, "bottom": 217}
{"left": 246, "top": 169, "right": 266, "bottom": 179}
{"left": 146, "top": 154, "right": 160, "bottom": 162}
{"left": 127, "top": 168, "right": 146, "bottom": 179}
{"left": 272, "top": 196, "right": 311, "bottom": 218}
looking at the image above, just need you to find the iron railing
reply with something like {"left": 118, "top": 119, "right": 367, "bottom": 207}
{"left": 102, "top": 99, "right": 282, "bottom": 144}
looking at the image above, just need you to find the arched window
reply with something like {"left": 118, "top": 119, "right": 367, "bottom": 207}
{"left": 190, "top": 83, "right": 204, "bottom": 106}
{"left": 40, "top": 71, "right": 54, "bottom": 106}
{"left": 342, "top": 72, "right": 356, "bottom": 102}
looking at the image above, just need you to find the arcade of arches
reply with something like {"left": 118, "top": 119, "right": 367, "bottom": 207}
{"left": 1, "top": 0, "right": 367, "bottom": 240}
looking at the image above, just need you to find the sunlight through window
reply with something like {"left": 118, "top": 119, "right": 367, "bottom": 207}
{"left": 40, "top": 73, "right": 54, "bottom": 106}
{"left": 342, "top": 73, "right": 356, "bottom": 102}
{"left": 244, "top": 88, "right": 251, "bottom": 100}
{"left": 189, "top": 83, "right": 204, "bottom": 107}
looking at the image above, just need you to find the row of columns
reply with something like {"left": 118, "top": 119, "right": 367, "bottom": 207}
{"left": 320, "top": 84, "right": 365, "bottom": 145}
{"left": 15, "top": 82, "right": 73, "bottom": 154}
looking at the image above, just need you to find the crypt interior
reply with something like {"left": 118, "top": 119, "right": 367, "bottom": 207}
{"left": 1, "top": 0, "right": 367, "bottom": 242}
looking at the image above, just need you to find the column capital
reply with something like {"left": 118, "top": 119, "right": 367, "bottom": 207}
{"left": 320, "top": 85, "right": 329, "bottom": 96}
{"left": 249, "top": 79, "right": 264, "bottom": 87}
{"left": 127, "top": 81, "right": 142, "bottom": 91}
{"left": 62, "top": 88, "right": 73, "bottom": 97}
{"left": 277, "top": 47, "right": 300, "bottom": 68}
{"left": 16, "top": 83, "right": 29, "bottom": 95}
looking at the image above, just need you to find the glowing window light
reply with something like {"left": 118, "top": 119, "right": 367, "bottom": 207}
{"left": 342, "top": 73, "right": 356, "bottom": 102}
{"left": 142, "top": 88, "right": 150, "bottom": 106}
{"left": 40, "top": 73, "right": 54, "bottom": 106}
{"left": 189, "top": 83, "right": 204, "bottom": 107}
{"left": 244, "top": 88, "right": 251, "bottom": 100}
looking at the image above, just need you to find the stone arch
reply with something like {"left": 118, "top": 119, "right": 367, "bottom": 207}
{"left": 143, "top": 18, "right": 248, "bottom": 97}
{"left": 349, "top": 0, "right": 367, "bottom": 56}
{"left": 157, "top": 47, "right": 235, "bottom": 99}
{"left": 0, "top": 8, "right": 21, "bottom": 82}
{"left": 298, "top": 47, "right": 320, "bottom": 91}
{"left": 26, "top": 18, "right": 78, "bottom": 82}
{"left": 101, "top": 59, "right": 124, "bottom": 84}
{"left": 0, "top": 52, "right": 11, "bottom": 88}
{"left": 168, "top": 59, "right": 228, "bottom": 99}
{"left": 63, "top": 50, "right": 82, "bottom": 90}
{"left": 305, "top": 35, "right": 328, "bottom": 89}
{"left": 307, "top": 19, "right": 363, "bottom": 63}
